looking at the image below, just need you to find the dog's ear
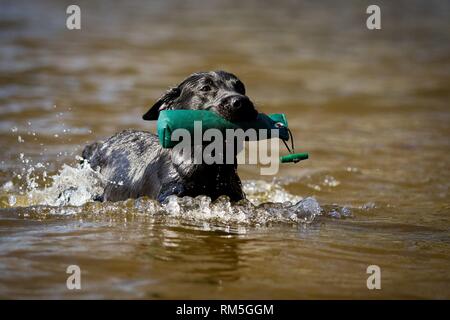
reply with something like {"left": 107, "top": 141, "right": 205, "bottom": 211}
{"left": 143, "top": 87, "right": 181, "bottom": 120}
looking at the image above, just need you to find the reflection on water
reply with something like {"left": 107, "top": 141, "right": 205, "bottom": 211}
{"left": 0, "top": 0, "right": 449, "bottom": 298}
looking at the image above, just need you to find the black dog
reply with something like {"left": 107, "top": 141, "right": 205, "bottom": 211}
{"left": 82, "top": 71, "right": 258, "bottom": 203}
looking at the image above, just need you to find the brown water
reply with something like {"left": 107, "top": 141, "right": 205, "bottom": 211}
{"left": 0, "top": 0, "right": 449, "bottom": 299}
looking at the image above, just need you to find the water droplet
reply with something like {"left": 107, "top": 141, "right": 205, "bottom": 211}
{"left": 2, "top": 181, "right": 14, "bottom": 191}
{"left": 8, "top": 195, "right": 16, "bottom": 206}
{"left": 323, "top": 175, "right": 340, "bottom": 187}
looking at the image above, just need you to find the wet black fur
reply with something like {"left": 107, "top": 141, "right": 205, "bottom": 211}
{"left": 82, "top": 71, "right": 258, "bottom": 203}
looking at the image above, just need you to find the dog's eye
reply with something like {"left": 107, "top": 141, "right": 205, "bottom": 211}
{"left": 200, "top": 85, "right": 211, "bottom": 92}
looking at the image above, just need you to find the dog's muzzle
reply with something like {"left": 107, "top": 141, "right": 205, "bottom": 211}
{"left": 215, "top": 95, "right": 258, "bottom": 122}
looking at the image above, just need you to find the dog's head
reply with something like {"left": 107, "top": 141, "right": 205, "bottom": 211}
{"left": 143, "top": 71, "right": 258, "bottom": 122}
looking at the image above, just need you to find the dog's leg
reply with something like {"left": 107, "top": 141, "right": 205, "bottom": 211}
{"left": 157, "top": 182, "right": 186, "bottom": 203}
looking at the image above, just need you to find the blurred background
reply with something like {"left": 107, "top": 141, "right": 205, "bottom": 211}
{"left": 0, "top": 0, "right": 449, "bottom": 299}
{"left": 1, "top": 0, "right": 449, "bottom": 199}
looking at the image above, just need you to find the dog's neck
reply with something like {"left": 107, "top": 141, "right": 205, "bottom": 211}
{"left": 159, "top": 142, "right": 244, "bottom": 202}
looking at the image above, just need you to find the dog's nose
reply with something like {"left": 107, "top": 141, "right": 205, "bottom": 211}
{"left": 216, "top": 95, "right": 258, "bottom": 121}
{"left": 231, "top": 96, "right": 251, "bottom": 110}
{"left": 227, "top": 96, "right": 257, "bottom": 121}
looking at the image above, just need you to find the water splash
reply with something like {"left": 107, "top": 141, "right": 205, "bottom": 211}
{"left": 28, "top": 160, "right": 106, "bottom": 206}
{"left": 159, "top": 194, "right": 321, "bottom": 225}
{"left": 2, "top": 158, "right": 325, "bottom": 225}
{"left": 242, "top": 180, "right": 302, "bottom": 205}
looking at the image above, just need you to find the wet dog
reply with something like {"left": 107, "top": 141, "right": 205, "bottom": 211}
{"left": 82, "top": 71, "right": 258, "bottom": 202}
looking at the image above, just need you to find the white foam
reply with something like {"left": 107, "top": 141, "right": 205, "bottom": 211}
{"left": 5, "top": 160, "right": 324, "bottom": 225}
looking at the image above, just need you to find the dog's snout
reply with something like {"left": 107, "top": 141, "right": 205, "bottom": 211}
{"left": 231, "top": 96, "right": 250, "bottom": 109}
{"left": 220, "top": 95, "right": 257, "bottom": 121}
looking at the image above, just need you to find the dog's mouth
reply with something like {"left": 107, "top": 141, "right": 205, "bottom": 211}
{"left": 223, "top": 108, "right": 258, "bottom": 123}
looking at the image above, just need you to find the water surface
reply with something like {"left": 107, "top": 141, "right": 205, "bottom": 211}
{"left": 0, "top": 0, "right": 449, "bottom": 299}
